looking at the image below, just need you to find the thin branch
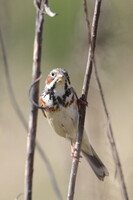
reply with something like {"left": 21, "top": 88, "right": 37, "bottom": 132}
{"left": 93, "top": 60, "right": 129, "bottom": 200}
{"left": 0, "top": 29, "right": 28, "bottom": 130}
{"left": 28, "top": 74, "right": 44, "bottom": 109}
{"left": 67, "top": 1, "right": 102, "bottom": 200}
{"left": 36, "top": 143, "right": 63, "bottom": 200}
{"left": 24, "top": 3, "right": 43, "bottom": 199}
{"left": 83, "top": 0, "right": 91, "bottom": 43}
{"left": 0, "top": 27, "right": 63, "bottom": 200}
{"left": 82, "top": 0, "right": 102, "bottom": 97}
{"left": 24, "top": 1, "right": 57, "bottom": 200}
{"left": 15, "top": 193, "right": 24, "bottom": 200}
{"left": 83, "top": 1, "right": 129, "bottom": 200}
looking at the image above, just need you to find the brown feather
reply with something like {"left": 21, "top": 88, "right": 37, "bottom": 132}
{"left": 40, "top": 96, "right": 46, "bottom": 118}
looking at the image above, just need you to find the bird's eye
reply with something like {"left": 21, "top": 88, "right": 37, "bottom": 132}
{"left": 51, "top": 72, "right": 55, "bottom": 77}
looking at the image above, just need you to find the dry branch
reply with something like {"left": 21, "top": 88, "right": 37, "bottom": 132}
{"left": 0, "top": 27, "right": 63, "bottom": 200}
{"left": 93, "top": 61, "right": 129, "bottom": 200}
{"left": 36, "top": 142, "right": 63, "bottom": 200}
{"left": 0, "top": 29, "right": 28, "bottom": 130}
{"left": 24, "top": 1, "right": 57, "bottom": 200}
{"left": 67, "top": 1, "right": 102, "bottom": 200}
{"left": 24, "top": 2, "right": 44, "bottom": 199}
{"left": 83, "top": 0, "right": 91, "bottom": 43}
{"left": 83, "top": 1, "right": 129, "bottom": 200}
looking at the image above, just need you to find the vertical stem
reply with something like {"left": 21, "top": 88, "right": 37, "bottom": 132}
{"left": 82, "top": 0, "right": 102, "bottom": 97}
{"left": 67, "top": 1, "right": 102, "bottom": 200}
{"left": 0, "top": 24, "right": 62, "bottom": 200}
{"left": 24, "top": 4, "right": 44, "bottom": 200}
{"left": 93, "top": 61, "right": 129, "bottom": 200}
{"left": 83, "top": 0, "right": 129, "bottom": 199}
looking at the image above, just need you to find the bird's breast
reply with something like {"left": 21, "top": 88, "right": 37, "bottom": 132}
{"left": 45, "top": 100, "right": 79, "bottom": 141}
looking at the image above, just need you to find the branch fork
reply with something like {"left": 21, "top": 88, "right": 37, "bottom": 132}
{"left": 34, "top": 0, "right": 57, "bottom": 17}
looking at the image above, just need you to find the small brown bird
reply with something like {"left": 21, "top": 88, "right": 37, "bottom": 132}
{"left": 40, "top": 68, "right": 109, "bottom": 180}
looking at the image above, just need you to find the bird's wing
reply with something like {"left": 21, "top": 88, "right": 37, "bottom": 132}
{"left": 39, "top": 96, "right": 47, "bottom": 118}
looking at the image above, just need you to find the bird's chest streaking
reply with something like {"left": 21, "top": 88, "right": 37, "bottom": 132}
{"left": 40, "top": 68, "right": 109, "bottom": 181}
{"left": 41, "top": 86, "right": 79, "bottom": 141}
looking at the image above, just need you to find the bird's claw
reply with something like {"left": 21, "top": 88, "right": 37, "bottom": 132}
{"left": 78, "top": 95, "right": 88, "bottom": 106}
{"left": 71, "top": 145, "right": 82, "bottom": 162}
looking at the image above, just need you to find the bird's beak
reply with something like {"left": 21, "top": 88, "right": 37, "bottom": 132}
{"left": 57, "top": 73, "right": 64, "bottom": 83}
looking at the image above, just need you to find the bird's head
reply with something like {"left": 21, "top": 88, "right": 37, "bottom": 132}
{"left": 45, "top": 68, "right": 71, "bottom": 93}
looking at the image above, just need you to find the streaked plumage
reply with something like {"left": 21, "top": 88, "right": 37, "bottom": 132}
{"left": 40, "top": 68, "right": 109, "bottom": 180}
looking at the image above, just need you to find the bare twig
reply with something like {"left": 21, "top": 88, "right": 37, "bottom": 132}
{"left": 24, "top": 1, "right": 44, "bottom": 199}
{"left": 83, "top": 1, "right": 129, "bottom": 200}
{"left": 15, "top": 193, "right": 24, "bottom": 200}
{"left": 93, "top": 60, "right": 129, "bottom": 200}
{"left": 67, "top": 1, "right": 102, "bottom": 200}
{"left": 28, "top": 74, "right": 44, "bottom": 109}
{"left": 0, "top": 27, "right": 63, "bottom": 200}
{"left": 83, "top": 0, "right": 91, "bottom": 43}
{"left": 36, "top": 143, "right": 63, "bottom": 200}
{"left": 34, "top": 0, "right": 57, "bottom": 17}
{"left": 24, "top": 1, "right": 57, "bottom": 200}
{"left": 0, "top": 29, "right": 28, "bottom": 130}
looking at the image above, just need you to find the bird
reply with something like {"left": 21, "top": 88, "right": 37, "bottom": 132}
{"left": 40, "top": 68, "right": 109, "bottom": 181}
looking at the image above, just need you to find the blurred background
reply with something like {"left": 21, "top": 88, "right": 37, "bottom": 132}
{"left": 0, "top": 0, "right": 133, "bottom": 199}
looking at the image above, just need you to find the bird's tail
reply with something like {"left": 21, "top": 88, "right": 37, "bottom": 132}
{"left": 82, "top": 145, "right": 109, "bottom": 181}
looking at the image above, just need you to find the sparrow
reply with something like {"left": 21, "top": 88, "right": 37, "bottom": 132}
{"left": 40, "top": 68, "right": 109, "bottom": 180}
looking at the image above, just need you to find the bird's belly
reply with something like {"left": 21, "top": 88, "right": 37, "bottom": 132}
{"left": 46, "top": 104, "right": 79, "bottom": 141}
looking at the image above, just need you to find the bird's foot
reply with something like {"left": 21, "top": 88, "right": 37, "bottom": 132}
{"left": 71, "top": 144, "right": 82, "bottom": 161}
{"left": 78, "top": 95, "right": 88, "bottom": 106}
{"left": 77, "top": 95, "right": 88, "bottom": 111}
